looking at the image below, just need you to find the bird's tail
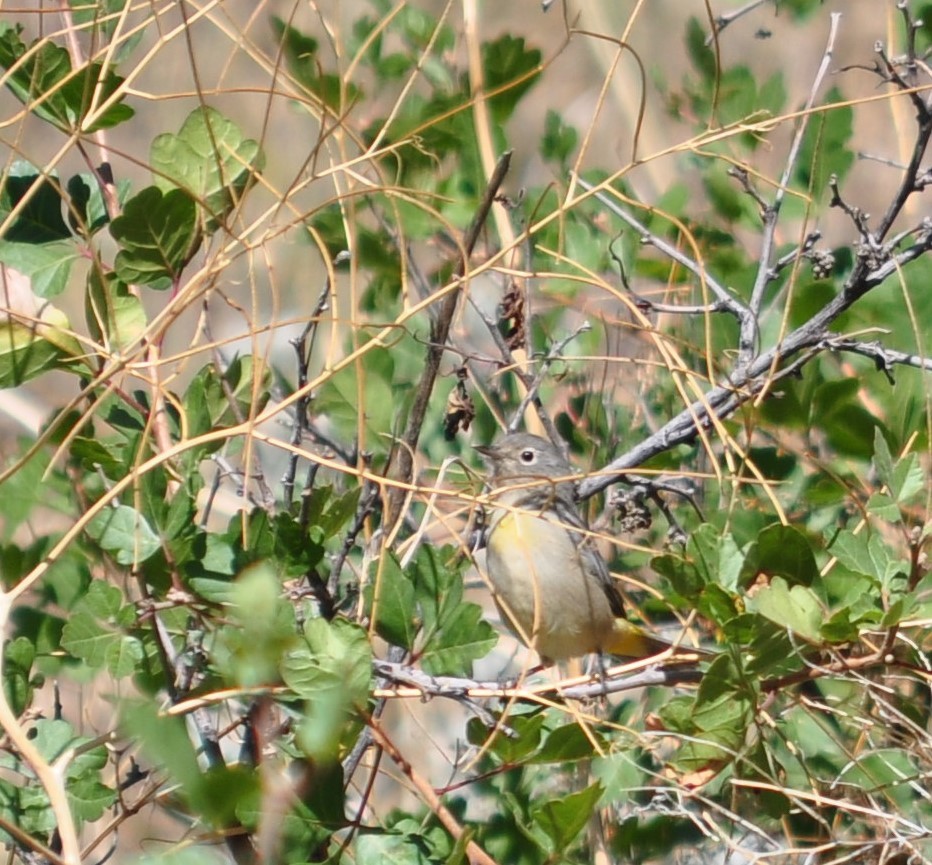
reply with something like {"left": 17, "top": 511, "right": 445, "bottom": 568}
{"left": 605, "top": 618, "right": 711, "bottom": 661}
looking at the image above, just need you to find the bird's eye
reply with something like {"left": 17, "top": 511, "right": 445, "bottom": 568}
{"left": 519, "top": 449, "right": 536, "bottom": 464}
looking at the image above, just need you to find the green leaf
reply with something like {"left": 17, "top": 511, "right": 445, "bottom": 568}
{"left": 685, "top": 17, "right": 716, "bottom": 79}
{"left": 795, "top": 88, "right": 854, "bottom": 196}
{"left": 66, "top": 774, "right": 117, "bottom": 822}
{"left": 740, "top": 524, "right": 820, "bottom": 588}
{"left": 86, "top": 504, "right": 161, "bottom": 565}
{"left": 110, "top": 186, "right": 200, "bottom": 287}
{"left": 418, "top": 601, "right": 497, "bottom": 677}
{"left": 213, "top": 564, "right": 298, "bottom": 687}
{"left": 356, "top": 831, "right": 434, "bottom": 865}
{"left": 540, "top": 110, "right": 578, "bottom": 165}
{"left": 282, "top": 617, "right": 372, "bottom": 761}
{"left": 283, "top": 617, "right": 371, "bottom": 704}
{"left": 184, "top": 356, "right": 271, "bottom": 439}
{"left": 829, "top": 529, "right": 909, "bottom": 592}
{"left": 394, "top": 545, "right": 497, "bottom": 675}
{"left": 4, "top": 636, "right": 35, "bottom": 716}
{"left": 66, "top": 173, "right": 130, "bottom": 235}
{"left": 531, "top": 723, "right": 601, "bottom": 764}
{"left": 271, "top": 18, "right": 360, "bottom": 112}
{"left": 466, "top": 712, "right": 546, "bottom": 764}
{"left": 872, "top": 428, "right": 924, "bottom": 505}
{"left": 150, "top": 107, "right": 264, "bottom": 232}
{"left": 85, "top": 270, "right": 148, "bottom": 351}
{"left": 0, "top": 23, "right": 134, "bottom": 131}
{"left": 0, "top": 319, "right": 70, "bottom": 387}
{"left": 61, "top": 582, "right": 138, "bottom": 674}
{"left": 104, "top": 634, "right": 145, "bottom": 678}
{"left": 482, "top": 34, "right": 541, "bottom": 123}
{"left": 0, "top": 161, "right": 71, "bottom": 242}
{"left": 531, "top": 782, "right": 602, "bottom": 853}
{"left": 838, "top": 749, "right": 920, "bottom": 813}
{"left": 745, "top": 576, "right": 823, "bottom": 643}
{"left": 652, "top": 524, "right": 743, "bottom": 623}
{"left": 122, "top": 701, "right": 250, "bottom": 827}
{"left": 738, "top": 616, "right": 804, "bottom": 677}
{"left": 0, "top": 240, "right": 78, "bottom": 298}
{"left": 810, "top": 378, "right": 878, "bottom": 458}
{"left": 368, "top": 554, "right": 418, "bottom": 650}
{"left": 61, "top": 611, "right": 111, "bottom": 667}
{"left": 77, "top": 579, "right": 128, "bottom": 619}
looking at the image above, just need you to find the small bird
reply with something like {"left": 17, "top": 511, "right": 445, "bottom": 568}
{"left": 476, "top": 432, "right": 701, "bottom": 665}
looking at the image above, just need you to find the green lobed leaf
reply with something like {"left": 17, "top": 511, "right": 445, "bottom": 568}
{"left": 355, "top": 831, "right": 434, "bottom": 865}
{"left": 60, "top": 611, "right": 111, "bottom": 667}
{"left": 150, "top": 106, "right": 264, "bottom": 232}
{"left": 66, "top": 173, "right": 131, "bottom": 235}
{"left": 282, "top": 617, "right": 372, "bottom": 761}
{"left": 530, "top": 723, "right": 601, "bottom": 764}
{"left": 829, "top": 529, "right": 909, "bottom": 593}
{"left": 745, "top": 576, "right": 823, "bottom": 643}
{"left": 86, "top": 503, "right": 161, "bottom": 565}
{"left": 67, "top": 774, "right": 117, "bottom": 822}
{"left": 872, "top": 427, "right": 924, "bottom": 506}
{"left": 531, "top": 782, "right": 603, "bottom": 853}
{"left": 482, "top": 34, "right": 542, "bottom": 123}
{"left": 467, "top": 712, "right": 546, "bottom": 765}
{"left": 740, "top": 524, "right": 820, "bottom": 588}
{"left": 104, "top": 634, "right": 145, "bottom": 678}
{"left": 283, "top": 616, "right": 371, "bottom": 704}
{"left": 0, "top": 23, "right": 133, "bottom": 131}
{"left": 652, "top": 524, "right": 743, "bottom": 624}
{"left": 271, "top": 18, "right": 360, "bottom": 112}
{"left": 110, "top": 186, "right": 200, "bottom": 287}
{"left": 418, "top": 601, "right": 497, "bottom": 677}
{"left": 213, "top": 564, "right": 298, "bottom": 687}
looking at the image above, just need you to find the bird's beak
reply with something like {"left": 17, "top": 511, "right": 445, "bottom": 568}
{"left": 474, "top": 443, "right": 497, "bottom": 460}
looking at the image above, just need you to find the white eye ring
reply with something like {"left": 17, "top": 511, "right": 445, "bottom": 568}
{"left": 519, "top": 449, "right": 536, "bottom": 464}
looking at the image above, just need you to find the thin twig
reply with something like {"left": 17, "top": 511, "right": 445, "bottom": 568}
{"left": 704, "top": 0, "right": 770, "bottom": 46}
{"left": 743, "top": 12, "right": 842, "bottom": 368}
{"left": 365, "top": 714, "right": 502, "bottom": 865}
{"left": 505, "top": 323, "right": 591, "bottom": 433}
{"left": 576, "top": 178, "right": 748, "bottom": 321}
{"left": 283, "top": 271, "right": 337, "bottom": 509}
{"left": 386, "top": 151, "right": 513, "bottom": 528}
{"left": 821, "top": 335, "right": 932, "bottom": 380}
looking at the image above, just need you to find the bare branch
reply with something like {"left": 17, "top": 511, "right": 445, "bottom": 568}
{"left": 387, "top": 151, "right": 514, "bottom": 529}
{"left": 576, "top": 178, "right": 749, "bottom": 320}
{"left": 743, "top": 13, "right": 842, "bottom": 368}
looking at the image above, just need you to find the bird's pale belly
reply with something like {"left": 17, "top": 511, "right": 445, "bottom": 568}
{"left": 485, "top": 508, "right": 616, "bottom": 662}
